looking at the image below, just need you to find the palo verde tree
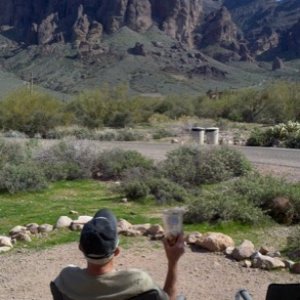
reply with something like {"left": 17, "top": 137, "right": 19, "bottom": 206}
{"left": 0, "top": 88, "right": 68, "bottom": 137}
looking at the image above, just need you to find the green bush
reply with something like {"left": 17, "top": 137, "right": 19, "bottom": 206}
{"left": 0, "top": 139, "right": 26, "bottom": 167}
{"left": 160, "top": 146, "right": 199, "bottom": 186}
{"left": 121, "top": 180, "right": 150, "bottom": 200}
{"left": 146, "top": 177, "right": 188, "bottom": 204}
{"left": 231, "top": 174, "right": 300, "bottom": 223}
{"left": 0, "top": 89, "right": 68, "bottom": 137}
{"left": 246, "top": 128, "right": 268, "bottom": 146}
{"left": 161, "top": 146, "right": 251, "bottom": 187}
{"left": 116, "top": 129, "right": 144, "bottom": 141}
{"left": 286, "top": 226, "right": 300, "bottom": 259}
{"left": 34, "top": 140, "right": 97, "bottom": 181}
{"left": 120, "top": 167, "right": 188, "bottom": 203}
{"left": 0, "top": 162, "right": 48, "bottom": 193}
{"left": 285, "top": 132, "right": 300, "bottom": 149}
{"left": 152, "top": 128, "right": 176, "bottom": 140}
{"left": 93, "top": 149, "right": 154, "bottom": 180}
{"left": 247, "top": 122, "right": 300, "bottom": 148}
{"left": 184, "top": 190, "right": 266, "bottom": 225}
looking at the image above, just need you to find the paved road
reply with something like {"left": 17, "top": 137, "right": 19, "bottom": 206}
{"left": 88, "top": 141, "right": 300, "bottom": 169}
{"left": 12, "top": 138, "right": 300, "bottom": 169}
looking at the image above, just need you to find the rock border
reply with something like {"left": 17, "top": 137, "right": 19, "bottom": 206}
{"left": 1, "top": 217, "right": 299, "bottom": 274}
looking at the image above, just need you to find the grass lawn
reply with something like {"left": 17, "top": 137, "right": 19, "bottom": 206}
{"left": 0, "top": 179, "right": 291, "bottom": 252}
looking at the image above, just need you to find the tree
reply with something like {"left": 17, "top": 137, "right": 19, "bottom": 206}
{"left": 0, "top": 89, "right": 68, "bottom": 137}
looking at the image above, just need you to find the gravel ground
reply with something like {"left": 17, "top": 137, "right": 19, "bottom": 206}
{"left": 1, "top": 240, "right": 300, "bottom": 300}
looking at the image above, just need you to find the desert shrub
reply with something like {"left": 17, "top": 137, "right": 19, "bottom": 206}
{"left": 146, "top": 177, "right": 188, "bottom": 204}
{"left": 3, "top": 130, "right": 28, "bottom": 139}
{"left": 107, "top": 111, "right": 133, "bottom": 128}
{"left": 216, "top": 147, "right": 252, "bottom": 177}
{"left": 95, "top": 130, "right": 118, "bottom": 141}
{"left": 116, "top": 129, "right": 144, "bottom": 141}
{"left": 121, "top": 180, "right": 150, "bottom": 200}
{"left": 0, "top": 139, "right": 26, "bottom": 167}
{"left": 246, "top": 128, "right": 269, "bottom": 146}
{"left": 286, "top": 226, "right": 300, "bottom": 260}
{"left": 285, "top": 132, "right": 300, "bottom": 149}
{"left": 184, "top": 190, "right": 266, "bottom": 225}
{"left": 0, "top": 89, "right": 68, "bottom": 137}
{"left": 93, "top": 149, "right": 154, "bottom": 180}
{"left": 120, "top": 167, "right": 188, "bottom": 203}
{"left": 160, "top": 146, "right": 198, "bottom": 186}
{"left": 154, "top": 96, "right": 195, "bottom": 120}
{"left": 152, "top": 128, "right": 176, "bottom": 140}
{"left": 34, "top": 140, "right": 97, "bottom": 181}
{"left": 161, "top": 146, "right": 251, "bottom": 187}
{"left": 231, "top": 174, "right": 300, "bottom": 223}
{"left": 0, "top": 162, "right": 47, "bottom": 193}
{"left": 67, "top": 89, "right": 108, "bottom": 128}
{"left": 232, "top": 174, "right": 292, "bottom": 207}
{"left": 247, "top": 122, "right": 300, "bottom": 148}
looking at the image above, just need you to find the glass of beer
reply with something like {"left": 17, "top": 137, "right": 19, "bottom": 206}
{"left": 163, "top": 208, "right": 184, "bottom": 245}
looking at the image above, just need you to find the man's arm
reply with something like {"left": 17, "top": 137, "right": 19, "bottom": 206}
{"left": 163, "top": 234, "right": 185, "bottom": 300}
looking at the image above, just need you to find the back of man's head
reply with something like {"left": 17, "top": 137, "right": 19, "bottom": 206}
{"left": 80, "top": 208, "right": 118, "bottom": 264}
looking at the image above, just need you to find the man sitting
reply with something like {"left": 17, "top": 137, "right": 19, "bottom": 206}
{"left": 52, "top": 208, "right": 185, "bottom": 300}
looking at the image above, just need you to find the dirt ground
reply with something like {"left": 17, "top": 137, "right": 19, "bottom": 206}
{"left": 0, "top": 165, "right": 299, "bottom": 300}
{"left": 0, "top": 240, "right": 300, "bottom": 300}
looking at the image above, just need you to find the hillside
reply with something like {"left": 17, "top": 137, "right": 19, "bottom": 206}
{"left": 0, "top": 0, "right": 299, "bottom": 96}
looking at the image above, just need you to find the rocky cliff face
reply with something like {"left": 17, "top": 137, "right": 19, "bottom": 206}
{"left": 285, "top": 19, "right": 300, "bottom": 57}
{"left": 197, "top": 6, "right": 253, "bottom": 62}
{"left": 0, "top": 0, "right": 203, "bottom": 47}
{"left": 0, "top": 0, "right": 299, "bottom": 62}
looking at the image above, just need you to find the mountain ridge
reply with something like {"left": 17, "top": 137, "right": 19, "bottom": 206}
{"left": 0, "top": 0, "right": 299, "bottom": 96}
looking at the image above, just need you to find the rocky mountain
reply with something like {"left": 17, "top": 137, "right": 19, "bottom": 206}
{"left": 0, "top": 0, "right": 299, "bottom": 95}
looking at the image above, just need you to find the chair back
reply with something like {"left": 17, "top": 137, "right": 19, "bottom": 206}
{"left": 266, "top": 283, "right": 300, "bottom": 300}
{"left": 51, "top": 282, "right": 160, "bottom": 300}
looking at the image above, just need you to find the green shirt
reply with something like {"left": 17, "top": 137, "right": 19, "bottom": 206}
{"left": 54, "top": 265, "right": 169, "bottom": 300}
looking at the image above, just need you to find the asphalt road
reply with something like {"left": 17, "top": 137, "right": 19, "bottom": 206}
{"left": 88, "top": 141, "right": 300, "bottom": 169}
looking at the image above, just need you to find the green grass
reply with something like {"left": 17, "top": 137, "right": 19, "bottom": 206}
{"left": 0, "top": 179, "right": 293, "bottom": 252}
{"left": 0, "top": 179, "right": 164, "bottom": 249}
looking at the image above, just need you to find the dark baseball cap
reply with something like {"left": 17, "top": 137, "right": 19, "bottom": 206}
{"left": 80, "top": 208, "right": 118, "bottom": 259}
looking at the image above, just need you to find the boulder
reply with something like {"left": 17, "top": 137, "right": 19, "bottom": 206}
{"left": 76, "top": 216, "right": 92, "bottom": 224}
{"left": 195, "top": 232, "right": 234, "bottom": 252}
{"left": 268, "top": 196, "right": 294, "bottom": 224}
{"left": 185, "top": 232, "right": 202, "bottom": 244}
{"left": 38, "top": 224, "right": 53, "bottom": 233}
{"left": 291, "top": 262, "right": 300, "bottom": 274}
{"left": 9, "top": 225, "right": 27, "bottom": 236}
{"left": 131, "top": 224, "right": 151, "bottom": 235}
{"left": 283, "top": 259, "right": 295, "bottom": 269}
{"left": 26, "top": 223, "right": 39, "bottom": 234}
{"left": 14, "top": 232, "right": 32, "bottom": 242}
{"left": 55, "top": 216, "right": 73, "bottom": 229}
{"left": 251, "top": 252, "right": 285, "bottom": 270}
{"left": 0, "top": 236, "right": 13, "bottom": 248}
{"left": 225, "top": 246, "right": 235, "bottom": 256}
{"left": 231, "top": 240, "right": 255, "bottom": 261}
{"left": 147, "top": 224, "right": 164, "bottom": 236}
{"left": 259, "top": 246, "right": 276, "bottom": 256}
{"left": 70, "top": 222, "right": 84, "bottom": 231}
{"left": 239, "top": 260, "right": 252, "bottom": 268}
{"left": 0, "top": 246, "right": 12, "bottom": 253}
{"left": 117, "top": 219, "right": 132, "bottom": 232}
{"left": 121, "top": 229, "right": 143, "bottom": 237}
